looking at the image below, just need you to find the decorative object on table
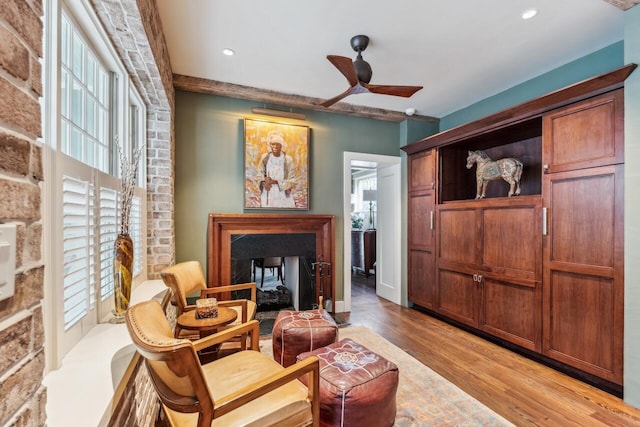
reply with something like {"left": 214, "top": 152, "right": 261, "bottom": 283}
{"left": 362, "top": 189, "right": 377, "bottom": 229}
{"left": 195, "top": 298, "right": 218, "bottom": 319}
{"left": 243, "top": 118, "right": 310, "bottom": 210}
{"left": 112, "top": 139, "right": 144, "bottom": 323}
{"left": 466, "top": 150, "right": 523, "bottom": 199}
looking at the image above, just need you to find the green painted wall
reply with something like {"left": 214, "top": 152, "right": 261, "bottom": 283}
{"left": 440, "top": 42, "right": 624, "bottom": 130}
{"left": 624, "top": 5, "right": 640, "bottom": 407}
{"left": 174, "top": 91, "right": 436, "bottom": 299}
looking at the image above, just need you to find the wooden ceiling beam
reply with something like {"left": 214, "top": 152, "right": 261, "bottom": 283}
{"left": 173, "top": 74, "right": 438, "bottom": 123}
{"left": 602, "top": 0, "right": 639, "bottom": 10}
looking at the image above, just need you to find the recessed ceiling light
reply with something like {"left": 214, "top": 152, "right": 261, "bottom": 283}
{"left": 222, "top": 48, "right": 235, "bottom": 56}
{"left": 522, "top": 9, "right": 538, "bottom": 20}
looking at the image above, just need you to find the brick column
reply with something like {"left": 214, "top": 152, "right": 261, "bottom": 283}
{"left": 92, "top": 0, "right": 176, "bottom": 278}
{"left": 0, "top": 0, "right": 47, "bottom": 425}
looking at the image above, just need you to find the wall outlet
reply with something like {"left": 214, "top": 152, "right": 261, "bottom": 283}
{"left": 0, "top": 224, "right": 16, "bottom": 301}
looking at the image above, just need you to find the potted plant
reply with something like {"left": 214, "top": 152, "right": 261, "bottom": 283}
{"left": 351, "top": 212, "right": 364, "bottom": 230}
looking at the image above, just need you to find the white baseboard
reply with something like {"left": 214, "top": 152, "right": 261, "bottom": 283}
{"left": 334, "top": 300, "right": 345, "bottom": 313}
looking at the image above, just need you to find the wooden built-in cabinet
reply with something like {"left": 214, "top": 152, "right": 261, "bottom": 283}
{"left": 402, "top": 65, "right": 635, "bottom": 390}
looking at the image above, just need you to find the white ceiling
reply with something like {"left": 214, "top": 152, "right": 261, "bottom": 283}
{"left": 156, "top": 0, "right": 624, "bottom": 119}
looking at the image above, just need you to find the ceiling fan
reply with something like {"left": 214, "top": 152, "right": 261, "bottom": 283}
{"left": 320, "top": 35, "right": 423, "bottom": 108}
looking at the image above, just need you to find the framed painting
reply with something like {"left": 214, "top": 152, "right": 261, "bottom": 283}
{"left": 244, "top": 118, "right": 310, "bottom": 210}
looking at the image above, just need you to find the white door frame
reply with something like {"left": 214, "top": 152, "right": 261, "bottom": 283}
{"left": 342, "top": 152, "right": 402, "bottom": 312}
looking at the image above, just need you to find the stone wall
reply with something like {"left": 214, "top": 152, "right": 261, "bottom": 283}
{"left": 0, "top": 0, "right": 47, "bottom": 426}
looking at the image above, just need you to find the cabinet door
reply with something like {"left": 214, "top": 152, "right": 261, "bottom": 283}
{"left": 407, "top": 149, "right": 437, "bottom": 308}
{"left": 542, "top": 165, "right": 623, "bottom": 384}
{"left": 543, "top": 89, "right": 623, "bottom": 174}
{"left": 438, "top": 269, "right": 479, "bottom": 327}
{"left": 408, "top": 249, "right": 436, "bottom": 309}
{"left": 408, "top": 190, "right": 436, "bottom": 307}
{"left": 436, "top": 205, "right": 479, "bottom": 326}
{"left": 479, "top": 199, "right": 542, "bottom": 351}
{"left": 408, "top": 149, "right": 436, "bottom": 193}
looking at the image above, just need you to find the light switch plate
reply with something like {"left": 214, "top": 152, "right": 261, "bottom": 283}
{"left": 0, "top": 224, "right": 16, "bottom": 301}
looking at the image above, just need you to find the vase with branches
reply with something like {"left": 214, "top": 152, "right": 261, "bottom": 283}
{"left": 112, "top": 139, "right": 144, "bottom": 323}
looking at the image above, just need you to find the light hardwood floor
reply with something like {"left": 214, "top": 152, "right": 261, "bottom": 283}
{"left": 346, "top": 275, "right": 640, "bottom": 426}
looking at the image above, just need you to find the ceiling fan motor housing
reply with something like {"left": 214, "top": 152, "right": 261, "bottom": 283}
{"left": 351, "top": 35, "right": 372, "bottom": 83}
{"left": 354, "top": 57, "right": 372, "bottom": 83}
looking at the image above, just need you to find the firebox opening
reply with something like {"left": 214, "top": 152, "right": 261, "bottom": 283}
{"left": 230, "top": 233, "right": 316, "bottom": 311}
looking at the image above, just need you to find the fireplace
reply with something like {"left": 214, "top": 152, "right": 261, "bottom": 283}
{"left": 207, "top": 213, "right": 336, "bottom": 311}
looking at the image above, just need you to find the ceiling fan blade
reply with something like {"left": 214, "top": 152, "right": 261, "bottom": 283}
{"left": 320, "top": 87, "right": 357, "bottom": 108}
{"left": 327, "top": 55, "right": 359, "bottom": 87}
{"left": 364, "top": 84, "right": 423, "bottom": 98}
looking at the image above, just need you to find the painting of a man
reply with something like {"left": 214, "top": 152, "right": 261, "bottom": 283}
{"left": 244, "top": 119, "right": 309, "bottom": 209}
{"left": 258, "top": 130, "right": 297, "bottom": 207}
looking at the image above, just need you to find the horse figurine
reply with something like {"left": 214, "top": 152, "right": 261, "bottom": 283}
{"left": 466, "top": 150, "right": 523, "bottom": 199}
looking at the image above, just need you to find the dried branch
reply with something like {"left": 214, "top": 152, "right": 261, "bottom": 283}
{"left": 116, "top": 138, "right": 145, "bottom": 235}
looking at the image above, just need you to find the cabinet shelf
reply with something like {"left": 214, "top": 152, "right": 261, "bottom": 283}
{"left": 439, "top": 117, "right": 542, "bottom": 202}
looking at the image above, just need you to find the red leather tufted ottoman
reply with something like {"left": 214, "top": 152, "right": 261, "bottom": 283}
{"left": 272, "top": 309, "right": 338, "bottom": 367}
{"left": 297, "top": 338, "right": 399, "bottom": 427}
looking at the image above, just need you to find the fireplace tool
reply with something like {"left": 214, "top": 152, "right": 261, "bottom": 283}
{"left": 312, "top": 261, "right": 332, "bottom": 312}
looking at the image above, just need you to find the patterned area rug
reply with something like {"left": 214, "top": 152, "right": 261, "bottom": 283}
{"left": 259, "top": 326, "right": 513, "bottom": 426}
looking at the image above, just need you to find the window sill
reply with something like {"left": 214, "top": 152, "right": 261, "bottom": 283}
{"left": 43, "top": 279, "right": 167, "bottom": 427}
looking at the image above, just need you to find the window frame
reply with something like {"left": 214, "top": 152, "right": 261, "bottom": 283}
{"left": 44, "top": 0, "right": 147, "bottom": 369}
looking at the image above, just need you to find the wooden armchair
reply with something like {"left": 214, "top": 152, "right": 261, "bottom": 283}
{"left": 161, "top": 261, "right": 257, "bottom": 339}
{"left": 125, "top": 300, "right": 320, "bottom": 427}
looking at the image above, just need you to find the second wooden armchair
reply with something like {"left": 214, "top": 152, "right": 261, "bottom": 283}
{"left": 161, "top": 261, "right": 257, "bottom": 339}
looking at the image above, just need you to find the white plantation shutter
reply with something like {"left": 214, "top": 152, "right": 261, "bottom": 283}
{"left": 130, "top": 194, "right": 143, "bottom": 276}
{"left": 62, "top": 175, "right": 96, "bottom": 330}
{"left": 99, "top": 187, "right": 118, "bottom": 301}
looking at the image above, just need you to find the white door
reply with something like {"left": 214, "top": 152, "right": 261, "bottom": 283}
{"left": 375, "top": 163, "right": 401, "bottom": 304}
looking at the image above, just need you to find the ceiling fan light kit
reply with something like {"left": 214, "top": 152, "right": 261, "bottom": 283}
{"left": 320, "top": 34, "right": 423, "bottom": 108}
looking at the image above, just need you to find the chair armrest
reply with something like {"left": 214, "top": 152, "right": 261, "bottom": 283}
{"left": 213, "top": 356, "right": 321, "bottom": 421}
{"left": 191, "top": 320, "right": 260, "bottom": 352}
{"left": 200, "top": 282, "right": 257, "bottom": 302}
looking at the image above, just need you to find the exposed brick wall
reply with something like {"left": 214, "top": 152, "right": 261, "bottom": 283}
{"left": 0, "top": 0, "right": 46, "bottom": 426}
{"left": 92, "top": 0, "right": 175, "bottom": 280}
{"left": 106, "top": 357, "right": 160, "bottom": 427}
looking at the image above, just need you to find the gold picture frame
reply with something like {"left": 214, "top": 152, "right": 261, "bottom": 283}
{"left": 243, "top": 118, "right": 310, "bottom": 210}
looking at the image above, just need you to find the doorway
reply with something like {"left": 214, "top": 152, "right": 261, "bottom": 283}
{"left": 342, "top": 152, "right": 402, "bottom": 313}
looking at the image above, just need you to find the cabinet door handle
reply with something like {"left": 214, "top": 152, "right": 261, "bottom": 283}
{"left": 429, "top": 211, "right": 434, "bottom": 230}
{"left": 542, "top": 207, "right": 548, "bottom": 236}
{"left": 477, "top": 275, "right": 483, "bottom": 283}
{"left": 473, "top": 274, "right": 478, "bottom": 282}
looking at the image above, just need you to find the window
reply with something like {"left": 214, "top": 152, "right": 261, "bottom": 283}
{"left": 352, "top": 172, "right": 377, "bottom": 229}
{"left": 45, "top": 0, "right": 147, "bottom": 365}
{"left": 60, "top": 12, "right": 110, "bottom": 172}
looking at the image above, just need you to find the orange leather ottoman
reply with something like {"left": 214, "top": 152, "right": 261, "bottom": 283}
{"left": 272, "top": 309, "right": 338, "bottom": 367}
{"left": 297, "top": 338, "right": 399, "bottom": 427}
